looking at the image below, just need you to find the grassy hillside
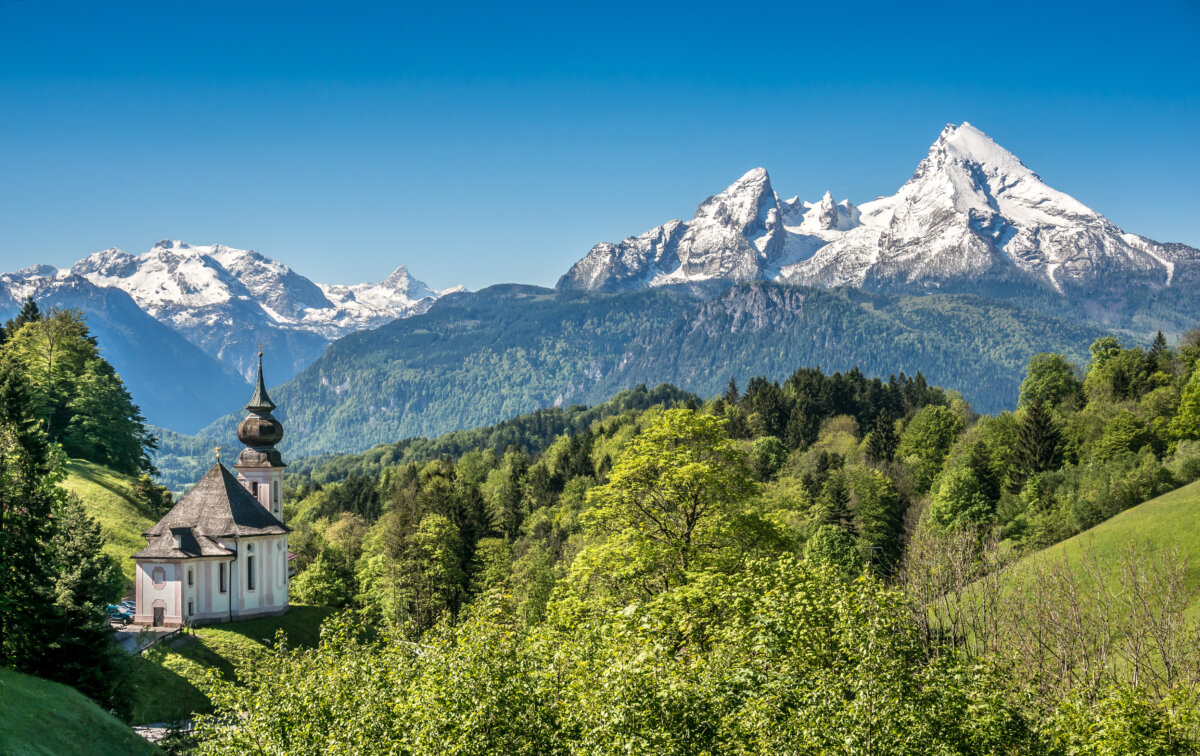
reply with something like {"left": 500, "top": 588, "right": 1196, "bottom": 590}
{"left": 127, "top": 605, "right": 334, "bottom": 724}
{"left": 1007, "top": 480, "right": 1200, "bottom": 616}
{"left": 63, "top": 459, "right": 158, "bottom": 582}
{"left": 0, "top": 667, "right": 158, "bottom": 755}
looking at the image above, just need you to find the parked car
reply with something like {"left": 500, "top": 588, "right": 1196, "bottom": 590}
{"left": 119, "top": 600, "right": 136, "bottom": 613}
{"left": 107, "top": 604, "right": 134, "bottom": 626}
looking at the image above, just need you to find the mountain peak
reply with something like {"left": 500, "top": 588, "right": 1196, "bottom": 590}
{"left": 382, "top": 265, "right": 411, "bottom": 288}
{"left": 927, "top": 122, "right": 1028, "bottom": 177}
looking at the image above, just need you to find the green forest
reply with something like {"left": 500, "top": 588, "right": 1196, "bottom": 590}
{"left": 188, "top": 324, "right": 1200, "bottom": 753}
{"left": 6, "top": 296, "right": 1200, "bottom": 754}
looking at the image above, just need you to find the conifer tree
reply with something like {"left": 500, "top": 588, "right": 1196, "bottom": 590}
{"left": 967, "top": 440, "right": 1001, "bottom": 503}
{"left": 818, "top": 473, "right": 855, "bottom": 534}
{"left": 724, "top": 377, "right": 740, "bottom": 405}
{"left": 44, "top": 495, "right": 127, "bottom": 713}
{"left": 1013, "top": 400, "right": 1064, "bottom": 485}
{"left": 9, "top": 295, "right": 40, "bottom": 331}
{"left": 1143, "top": 330, "right": 1170, "bottom": 377}
{"left": 0, "top": 356, "right": 61, "bottom": 675}
{"left": 864, "top": 411, "right": 898, "bottom": 463}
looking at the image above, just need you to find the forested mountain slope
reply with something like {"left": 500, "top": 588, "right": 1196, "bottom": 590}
{"left": 197, "top": 282, "right": 1105, "bottom": 459}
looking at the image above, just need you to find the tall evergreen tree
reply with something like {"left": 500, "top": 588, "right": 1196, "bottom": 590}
{"left": 817, "top": 473, "right": 855, "bottom": 535}
{"left": 864, "top": 411, "right": 898, "bottom": 463}
{"left": 967, "top": 440, "right": 1001, "bottom": 504}
{"left": 43, "top": 495, "right": 127, "bottom": 714}
{"left": 1145, "top": 330, "right": 1169, "bottom": 376}
{"left": 0, "top": 356, "right": 61, "bottom": 676}
{"left": 1013, "top": 400, "right": 1064, "bottom": 485}
{"left": 9, "top": 295, "right": 41, "bottom": 331}
{"left": 724, "top": 377, "right": 740, "bottom": 405}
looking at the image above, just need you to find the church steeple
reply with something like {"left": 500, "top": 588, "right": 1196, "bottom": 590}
{"left": 236, "top": 346, "right": 284, "bottom": 469}
{"left": 246, "top": 348, "right": 276, "bottom": 413}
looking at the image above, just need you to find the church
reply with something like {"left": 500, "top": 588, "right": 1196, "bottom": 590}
{"left": 131, "top": 353, "right": 291, "bottom": 627}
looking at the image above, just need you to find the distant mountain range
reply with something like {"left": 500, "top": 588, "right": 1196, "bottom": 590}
{"left": 0, "top": 241, "right": 461, "bottom": 431}
{"left": 5, "top": 122, "right": 1197, "bottom": 455}
{"left": 558, "top": 123, "right": 1199, "bottom": 323}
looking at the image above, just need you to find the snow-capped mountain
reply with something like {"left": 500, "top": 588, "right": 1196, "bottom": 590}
{"left": 558, "top": 123, "right": 1199, "bottom": 299}
{"left": 5, "top": 240, "right": 462, "bottom": 389}
{"left": 0, "top": 267, "right": 251, "bottom": 433}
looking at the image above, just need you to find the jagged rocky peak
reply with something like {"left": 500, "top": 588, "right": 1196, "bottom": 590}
{"left": 559, "top": 121, "right": 1198, "bottom": 297}
{"left": 381, "top": 265, "right": 437, "bottom": 300}
{"left": 693, "top": 167, "right": 778, "bottom": 236}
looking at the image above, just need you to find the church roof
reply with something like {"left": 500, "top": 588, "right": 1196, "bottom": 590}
{"left": 132, "top": 526, "right": 234, "bottom": 560}
{"left": 136, "top": 463, "right": 290, "bottom": 557}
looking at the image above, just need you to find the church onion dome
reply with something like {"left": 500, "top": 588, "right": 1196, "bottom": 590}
{"left": 236, "top": 351, "right": 285, "bottom": 468}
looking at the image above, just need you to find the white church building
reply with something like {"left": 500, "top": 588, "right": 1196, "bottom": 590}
{"left": 132, "top": 354, "right": 290, "bottom": 627}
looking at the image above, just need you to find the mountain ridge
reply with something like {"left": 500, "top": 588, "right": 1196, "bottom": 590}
{"left": 65, "top": 239, "right": 463, "bottom": 381}
{"left": 558, "top": 123, "right": 1200, "bottom": 312}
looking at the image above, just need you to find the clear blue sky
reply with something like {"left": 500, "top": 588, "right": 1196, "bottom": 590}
{"left": 1, "top": 0, "right": 1197, "bottom": 291}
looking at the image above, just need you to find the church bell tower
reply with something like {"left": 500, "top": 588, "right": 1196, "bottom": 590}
{"left": 234, "top": 347, "right": 286, "bottom": 520}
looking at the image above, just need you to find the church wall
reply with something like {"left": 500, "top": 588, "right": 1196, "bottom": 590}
{"left": 134, "top": 561, "right": 183, "bottom": 626}
{"left": 230, "top": 535, "right": 289, "bottom": 618}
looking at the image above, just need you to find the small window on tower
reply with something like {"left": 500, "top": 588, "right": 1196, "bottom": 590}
{"left": 219, "top": 562, "right": 226, "bottom": 593}
{"left": 187, "top": 569, "right": 193, "bottom": 586}
{"left": 188, "top": 600, "right": 194, "bottom": 617}
{"left": 251, "top": 481, "right": 259, "bottom": 497}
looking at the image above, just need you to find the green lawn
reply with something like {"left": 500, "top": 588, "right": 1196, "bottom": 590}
{"left": 127, "top": 605, "right": 336, "bottom": 724}
{"left": 63, "top": 459, "right": 158, "bottom": 582}
{"left": 0, "top": 667, "right": 158, "bottom": 756}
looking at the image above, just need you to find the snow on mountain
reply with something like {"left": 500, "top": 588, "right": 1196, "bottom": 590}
{"left": 559, "top": 123, "right": 1199, "bottom": 297}
{"left": 0, "top": 268, "right": 250, "bottom": 433}
{"left": 557, "top": 167, "right": 789, "bottom": 291}
{"left": 5, "top": 240, "right": 461, "bottom": 385}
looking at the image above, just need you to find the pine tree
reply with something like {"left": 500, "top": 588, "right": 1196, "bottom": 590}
{"left": 43, "top": 495, "right": 127, "bottom": 713}
{"left": 818, "top": 474, "right": 855, "bottom": 534}
{"left": 0, "top": 356, "right": 62, "bottom": 674}
{"left": 9, "top": 296, "right": 41, "bottom": 331}
{"left": 1013, "top": 400, "right": 1064, "bottom": 485}
{"left": 724, "top": 377, "right": 740, "bottom": 405}
{"left": 967, "top": 440, "right": 1001, "bottom": 504}
{"left": 865, "top": 411, "right": 898, "bottom": 463}
{"left": 1145, "top": 330, "right": 1169, "bottom": 376}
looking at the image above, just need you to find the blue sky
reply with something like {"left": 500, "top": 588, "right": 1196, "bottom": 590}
{"left": 1, "top": 0, "right": 1197, "bottom": 291}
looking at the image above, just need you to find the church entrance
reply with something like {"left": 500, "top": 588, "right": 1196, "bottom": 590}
{"left": 153, "top": 607, "right": 165, "bottom": 627}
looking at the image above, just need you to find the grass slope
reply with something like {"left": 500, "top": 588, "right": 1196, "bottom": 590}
{"left": 1009, "top": 480, "right": 1200, "bottom": 617}
{"left": 128, "top": 605, "right": 334, "bottom": 725}
{"left": 0, "top": 667, "right": 158, "bottom": 756}
{"left": 63, "top": 459, "right": 158, "bottom": 582}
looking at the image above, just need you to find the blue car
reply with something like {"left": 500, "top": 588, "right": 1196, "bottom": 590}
{"left": 107, "top": 604, "right": 134, "bottom": 626}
